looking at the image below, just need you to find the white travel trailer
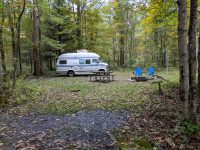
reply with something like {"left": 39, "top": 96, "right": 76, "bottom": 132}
{"left": 56, "top": 50, "right": 109, "bottom": 76}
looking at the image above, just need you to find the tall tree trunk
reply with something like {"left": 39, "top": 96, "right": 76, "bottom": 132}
{"left": 119, "top": 32, "right": 125, "bottom": 67}
{"left": 118, "top": 0, "right": 125, "bottom": 67}
{"left": 76, "top": 0, "right": 82, "bottom": 49}
{"left": 7, "top": 0, "right": 26, "bottom": 89}
{"left": 7, "top": 11, "right": 17, "bottom": 88}
{"left": 0, "top": 13, "right": 6, "bottom": 75}
{"left": 188, "top": 0, "right": 198, "bottom": 123}
{"left": 173, "top": 48, "right": 176, "bottom": 67}
{"left": 0, "top": 57, "right": 5, "bottom": 103}
{"left": 32, "top": 0, "right": 42, "bottom": 76}
{"left": 163, "top": 30, "right": 168, "bottom": 70}
{"left": 50, "top": 57, "right": 53, "bottom": 70}
{"left": 0, "top": 7, "right": 5, "bottom": 102}
{"left": 160, "top": 30, "right": 163, "bottom": 67}
{"left": 154, "top": 31, "right": 159, "bottom": 67}
{"left": 14, "top": 0, "right": 26, "bottom": 88}
{"left": 129, "top": 31, "right": 133, "bottom": 60}
{"left": 198, "top": 32, "right": 200, "bottom": 95}
{"left": 177, "top": 0, "right": 190, "bottom": 119}
{"left": 113, "top": 37, "right": 116, "bottom": 67}
{"left": 39, "top": 19, "right": 43, "bottom": 74}
{"left": 18, "top": 45, "right": 22, "bottom": 74}
{"left": 16, "top": 17, "right": 23, "bottom": 75}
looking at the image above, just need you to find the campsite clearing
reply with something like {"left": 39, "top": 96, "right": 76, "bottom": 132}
{"left": 2, "top": 71, "right": 198, "bottom": 149}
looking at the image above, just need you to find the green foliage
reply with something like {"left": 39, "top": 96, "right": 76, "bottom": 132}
{"left": 180, "top": 121, "right": 200, "bottom": 143}
{"left": 9, "top": 79, "right": 44, "bottom": 106}
{"left": 0, "top": 1, "right": 3, "bottom": 10}
{"left": 142, "top": 0, "right": 177, "bottom": 33}
{"left": 133, "top": 139, "right": 153, "bottom": 150}
{"left": 139, "top": 0, "right": 178, "bottom": 68}
{"left": 42, "top": 36, "right": 66, "bottom": 51}
{"left": 1, "top": 0, "right": 181, "bottom": 77}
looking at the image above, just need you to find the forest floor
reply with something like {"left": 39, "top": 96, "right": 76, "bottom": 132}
{"left": 0, "top": 71, "right": 200, "bottom": 149}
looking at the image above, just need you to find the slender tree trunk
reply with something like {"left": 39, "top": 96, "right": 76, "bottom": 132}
{"left": 154, "top": 31, "right": 159, "bottom": 67}
{"left": 0, "top": 58, "right": 5, "bottom": 103}
{"left": 129, "top": 31, "right": 133, "bottom": 60}
{"left": 50, "top": 57, "right": 53, "bottom": 70}
{"left": 177, "top": 0, "right": 190, "bottom": 119}
{"left": 188, "top": 0, "right": 198, "bottom": 123}
{"left": 76, "top": 0, "right": 82, "bottom": 49}
{"left": 18, "top": 45, "right": 22, "bottom": 74}
{"left": 7, "top": 0, "right": 26, "bottom": 89}
{"left": 160, "top": 30, "right": 163, "bottom": 67}
{"left": 12, "top": 35, "right": 17, "bottom": 89}
{"left": 14, "top": 0, "right": 25, "bottom": 88}
{"left": 113, "top": 37, "right": 116, "bottom": 67}
{"left": 0, "top": 14, "right": 6, "bottom": 75}
{"left": 119, "top": 33, "right": 125, "bottom": 67}
{"left": 39, "top": 19, "right": 43, "bottom": 74}
{"left": 0, "top": 9, "right": 5, "bottom": 102}
{"left": 7, "top": 11, "right": 17, "bottom": 88}
{"left": 117, "top": 54, "right": 120, "bottom": 67}
{"left": 173, "top": 47, "right": 177, "bottom": 67}
{"left": 198, "top": 33, "right": 200, "bottom": 95}
{"left": 31, "top": 50, "right": 33, "bottom": 73}
{"left": 16, "top": 18, "right": 23, "bottom": 75}
{"left": 32, "top": 0, "right": 42, "bottom": 76}
{"left": 163, "top": 30, "right": 168, "bottom": 70}
{"left": 117, "top": 0, "right": 125, "bottom": 67}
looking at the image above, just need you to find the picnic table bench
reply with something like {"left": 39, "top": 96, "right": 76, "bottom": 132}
{"left": 89, "top": 71, "right": 115, "bottom": 82}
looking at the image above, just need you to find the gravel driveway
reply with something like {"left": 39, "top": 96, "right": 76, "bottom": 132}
{"left": 0, "top": 110, "right": 130, "bottom": 150}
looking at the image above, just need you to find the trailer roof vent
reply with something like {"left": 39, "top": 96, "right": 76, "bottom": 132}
{"left": 77, "top": 49, "right": 88, "bottom": 53}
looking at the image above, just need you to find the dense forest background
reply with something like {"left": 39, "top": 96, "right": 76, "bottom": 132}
{"left": 0, "top": 0, "right": 179, "bottom": 75}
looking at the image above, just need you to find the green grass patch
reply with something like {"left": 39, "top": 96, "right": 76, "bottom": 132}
{"left": 9, "top": 79, "right": 44, "bottom": 106}
{"left": 7, "top": 70, "right": 179, "bottom": 115}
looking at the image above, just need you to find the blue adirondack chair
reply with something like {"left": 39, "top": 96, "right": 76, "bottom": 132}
{"left": 147, "top": 67, "right": 155, "bottom": 77}
{"left": 135, "top": 67, "right": 143, "bottom": 77}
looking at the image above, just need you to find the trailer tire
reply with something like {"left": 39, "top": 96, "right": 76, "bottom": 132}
{"left": 68, "top": 70, "right": 75, "bottom": 77}
{"left": 98, "top": 69, "right": 105, "bottom": 72}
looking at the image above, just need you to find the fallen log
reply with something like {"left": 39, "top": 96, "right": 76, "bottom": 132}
{"left": 131, "top": 77, "right": 148, "bottom": 82}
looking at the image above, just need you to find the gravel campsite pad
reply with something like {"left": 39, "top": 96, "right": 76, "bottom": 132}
{"left": 0, "top": 110, "right": 130, "bottom": 149}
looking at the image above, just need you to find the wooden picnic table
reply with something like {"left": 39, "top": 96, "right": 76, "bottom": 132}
{"left": 89, "top": 71, "right": 115, "bottom": 82}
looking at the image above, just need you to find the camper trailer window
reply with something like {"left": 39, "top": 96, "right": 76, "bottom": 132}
{"left": 59, "top": 60, "right": 67, "bottom": 64}
{"left": 99, "top": 58, "right": 103, "bottom": 63}
{"left": 79, "top": 59, "right": 85, "bottom": 64}
{"left": 92, "top": 59, "right": 98, "bottom": 63}
{"left": 85, "top": 59, "right": 91, "bottom": 64}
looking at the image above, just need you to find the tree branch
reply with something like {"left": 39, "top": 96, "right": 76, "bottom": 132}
{"left": 18, "top": 0, "right": 26, "bottom": 21}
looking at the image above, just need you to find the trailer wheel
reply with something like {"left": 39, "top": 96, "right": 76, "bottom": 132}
{"left": 68, "top": 71, "right": 75, "bottom": 77}
{"left": 98, "top": 69, "right": 105, "bottom": 72}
